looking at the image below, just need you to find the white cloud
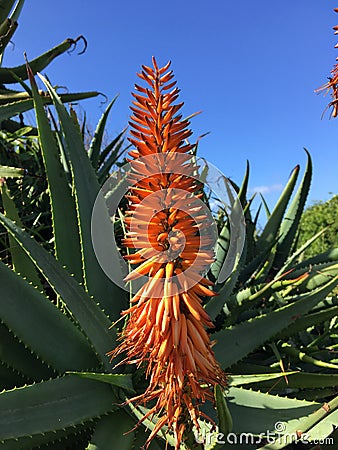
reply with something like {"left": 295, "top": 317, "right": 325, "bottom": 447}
{"left": 250, "top": 184, "right": 284, "bottom": 195}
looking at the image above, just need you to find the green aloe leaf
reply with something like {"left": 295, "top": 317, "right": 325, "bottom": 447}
{"left": 0, "top": 425, "right": 90, "bottom": 450}
{"left": 0, "top": 212, "right": 115, "bottom": 370}
{"left": 87, "top": 411, "right": 135, "bottom": 450}
{"left": 0, "top": 118, "right": 35, "bottom": 134}
{"left": 280, "top": 343, "right": 338, "bottom": 370}
{"left": 256, "top": 394, "right": 338, "bottom": 449}
{"left": 0, "top": 98, "right": 32, "bottom": 119}
{"left": 273, "top": 150, "right": 312, "bottom": 273}
{"left": 212, "top": 275, "right": 338, "bottom": 369}
{"left": 27, "top": 63, "right": 83, "bottom": 282}
{"left": 210, "top": 173, "right": 245, "bottom": 286}
{"left": 227, "top": 386, "right": 318, "bottom": 435}
{"left": 0, "top": 164, "right": 24, "bottom": 177}
{"left": 215, "top": 385, "right": 233, "bottom": 436}
{"left": 255, "top": 164, "right": 299, "bottom": 256}
{"left": 204, "top": 387, "right": 322, "bottom": 450}
{"left": 1, "top": 124, "right": 32, "bottom": 137}
{"left": 0, "top": 0, "right": 16, "bottom": 24}
{"left": 296, "top": 388, "right": 337, "bottom": 402}
{"left": 0, "top": 91, "right": 99, "bottom": 122}
{"left": 88, "top": 95, "right": 118, "bottom": 169}
{"left": 206, "top": 248, "right": 245, "bottom": 320}
{"left": 237, "top": 240, "right": 276, "bottom": 285}
{"left": 243, "top": 372, "right": 338, "bottom": 390}
{"left": 0, "top": 180, "right": 43, "bottom": 289}
{"left": 0, "top": 376, "right": 116, "bottom": 440}
{"left": 276, "top": 305, "right": 338, "bottom": 338}
{"left": 277, "top": 226, "right": 330, "bottom": 276}
{"left": 289, "top": 248, "right": 338, "bottom": 274}
{"left": 97, "top": 139, "right": 128, "bottom": 184}
{"left": 0, "top": 38, "right": 84, "bottom": 84}
{"left": 67, "top": 372, "right": 135, "bottom": 393}
{"left": 9, "top": 0, "right": 25, "bottom": 23}
{"left": 0, "top": 361, "right": 26, "bottom": 389}
{"left": 243, "top": 201, "right": 258, "bottom": 265}
{"left": 0, "top": 321, "right": 53, "bottom": 381}
{"left": 0, "top": 18, "right": 17, "bottom": 57}
{"left": 37, "top": 73, "right": 127, "bottom": 321}
{"left": 0, "top": 260, "right": 99, "bottom": 373}
{"left": 206, "top": 171, "right": 246, "bottom": 318}
{"left": 224, "top": 264, "right": 306, "bottom": 317}
{"left": 237, "top": 160, "right": 250, "bottom": 207}
{"left": 304, "top": 407, "right": 338, "bottom": 447}
{"left": 250, "top": 163, "right": 303, "bottom": 283}
{"left": 229, "top": 372, "right": 299, "bottom": 387}
{"left": 292, "top": 262, "right": 338, "bottom": 293}
{"left": 260, "top": 193, "right": 271, "bottom": 219}
{"left": 98, "top": 128, "right": 126, "bottom": 168}
{"left": 210, "top": 216, "right": 231, "bottom": 283}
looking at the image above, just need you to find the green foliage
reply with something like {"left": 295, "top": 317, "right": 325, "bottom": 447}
{"left": 0, "top": 75, "right": 138, "bottom": 448}
{"left": 1, "top": 96, "right": 337, "bottom": 449}
{"left": 1, "top": 114, "right": 336, "bottom": 449}
{"left": 0, "top": 0, "right": 117, "bottom": 270}
{"left": 0, "top": 5, "right": 336, "bottom": 447}
{"left": 298, "top": 194, "right": 338, "bottom": 259}
{"left": 0, "top": 2, "right": 99, "bottom": 124}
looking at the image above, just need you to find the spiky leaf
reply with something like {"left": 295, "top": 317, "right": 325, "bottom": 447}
{"left": 0, "top": 376, "right": 116, "bottom": 440}
{"left": 37, "top": 73, "right": 127, "bottom": 321}
{"left": 0, "top": 212, "right": 115, "bottom": 370}
{"left": 213, "top": 275, "right": 338, "bottom": 369}
{"left": 28, "top": 63, "right": 83, "bottom": 282}
{"left": 0, "top": 260, "right": 99, "bottom": 372}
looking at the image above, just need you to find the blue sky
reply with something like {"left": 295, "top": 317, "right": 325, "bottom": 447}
{"left": 5, "top": 0, "right": 338, "bottom": 210}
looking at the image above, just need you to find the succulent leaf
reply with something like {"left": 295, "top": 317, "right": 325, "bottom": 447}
{"left": 87, "top": 411, "right": 135, "bottom": 450}
{"left": 0, "top": 164, "right": 24, "bottom": 178}
{"left": 88, "top": 95, "right": 118, "bottom": 169}
{"left": 0, "top": 38, "right": 85, "bottom": 84}
{"left": 0, "top": 376, "right": 116, "bottom": 440}
{"left": 255, "top": 164, "right": 299, "bottom": 256}
{"left": 0, "top": 180, "right": 43, "bottom": 289}
{"left": 0, "top": 1, "right": 17, "bottom": 24}
{"left": 37, "top": 73, "right": 127, "bottom": 321}
{"left": 67, "top": 371, "right": 135, "bottom": 393}
{"left": 272, "top": 150, "right": 312, "bottom": 274}
{"left": 0, "top": 91, "right": 99, "bottom": 122}
{"left": 28, "top": 64, "right": 83, "bottom": 282}
{"left": 213, "top": 275, "right": 338, "bottom": 369}
{"left": 0, "top": 260, "right": 99, "bottom": 372}
{"left": 0, "top": 323, "right": 54, "bottom": 385}
{"left": 0, "top": 212, "right": 115, "bottom": 370}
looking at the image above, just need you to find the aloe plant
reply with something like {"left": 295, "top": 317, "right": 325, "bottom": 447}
{"left": 0, "top": 0, "right": 100, "bottom": 127}
{"left": 0, "top": 15, "right": 336, "bottom": 444}
{"left": 0, "top": 0, "right": 128, "bottom": 275}
{"left": 0, "top": 61, "right": 336, "bottom": 449}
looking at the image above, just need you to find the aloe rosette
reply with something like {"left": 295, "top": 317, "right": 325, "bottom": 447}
{"left": 0, "top": 9, "right": 338, "bottom": 445}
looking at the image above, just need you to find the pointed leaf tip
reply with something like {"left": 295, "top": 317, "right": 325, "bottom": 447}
{"left": 214, "top": 384, "right": 233, "bottom": 436}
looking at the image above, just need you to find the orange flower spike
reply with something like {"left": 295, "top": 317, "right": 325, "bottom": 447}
{"left": 109, "top": 58, "right": 226, "bottom": 449}
{"left": 316, "top": 7, "right": 338, "bottom": 117}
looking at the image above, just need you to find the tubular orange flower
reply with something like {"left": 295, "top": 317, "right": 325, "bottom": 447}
{"left": 109, "top": 57, "right": 226, "bottom": 449}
